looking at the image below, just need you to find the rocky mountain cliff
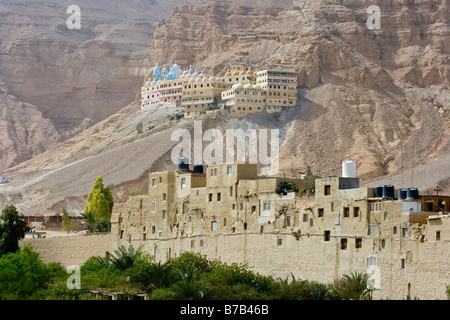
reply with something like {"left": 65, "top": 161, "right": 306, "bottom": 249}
{"left": 0, "top": 0, "right": 186, "bottom": 171}
{"left": 1, "top": 0, "right": 449, "bottom": 215}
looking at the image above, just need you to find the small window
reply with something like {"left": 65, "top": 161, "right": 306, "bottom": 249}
{"left": 393, "top": 226, "right": 398, "bottom": 234}
{"left": 230, "top": 186, "right": 233, "bottom": 196}
{"left": 286, "top": 215, "right": 291, "bottom": 227}
{"left": 402, "top": 227, "right": 408, "bottom": 238}
{"left": 158, "top": 231, "right": 162, "bottom": 238}
{"left": 217, "top": 193, "right": 221, "bottom": 201}
{"left": 343, "top": 207, "right": 349, "bottom": 218}
{"left": 227, "top": 166, "right": 232, "bottom": 175}
{"left": 303, "top": 213, "right": 308, "bottom": 223}
{"left": 324, "top": 185, "right": 331, "bottom": 196}
{"left": 260, "top": 225, "right": 264, "bottom": 235}
{"left": 152, "top": 226, "right": 156, "bottom": 234}
{"left": 163, "top": 193, "right": 167, "bottom": 201}
{"left": 355, "top": 238, "right": 362, "bottom": 249}
{"left": 318, "top": 208, "right": 324, "bottom": 218}
{"left": 211, "top": 221, "right": 217, "bottom": 231}
{"left": 181, "top": 178, "right": 186, "bottom": 189}
{"left": 152, "top": 178, "right": 157, "bottom": 187}
{"left": 252, "top": 206, "right": 256, "bottom": 214}
{"left": 223, "top": 218, "right": 227, "bottom": 227}
{"left": 331, "top": 202, "right": 334, "bottom": 212}
{"left": 277, "top": 238, "right": 283, "bottom": 246}
{"left": 162, "top": 210, "right": 167, "bottom": 220}
{"left": 354, "top": 207, "right": 360, "bottom": 218}
{"left": 340, "top": 238, "right": 347, "bottom": 250}
{"left": 151, "top": 201, "right": 156, "bottom": 212}
{"left": 232, "top": 204, "right": 236, "bottom": 210}
{"left": 401, "top": 258, "right": 406, "bottom": 270}
{"left": 210, "top": 167, "right": 218, "bottom": 177}
{"left": 120, "top": 230, "right": 124, "bottom": 240}
{"left": 367, "top": 256, "right": 377, "bottom": 267}
{"left": 381, "top": 239, "right": 386, "bottom": 249}
{"left": 324, "top": 230, "right": 330, "bottom": 241}
{"left": 369, "top": 225, "right": 380, "bottom": 235}
{"left": 240, "top": 203, "right": 244, "bottom": 211}
{"left": 436, "top": 231, "right": 441, "bottom": 241}
{"left": 209, "top": 193, "right": 213, "bottom": 202}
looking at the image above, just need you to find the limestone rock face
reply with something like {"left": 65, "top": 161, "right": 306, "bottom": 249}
{"left": 148, "top": 0, "right": 449, "bottom": 181}
{"left": 0, "top": 0, "right": 186, "bottom": 171}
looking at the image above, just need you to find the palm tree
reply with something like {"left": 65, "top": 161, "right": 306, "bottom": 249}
{"left": 81, "top": 211, "right": 96, "bottom": 233}
{"left": 334, "top": 272, "right": 373, "bottom": 300}
{"left": 110, "top": 244, "right": 142, "bottom": 271}
{"left": 172, "top": 263, "right": 209, "bottom": 300}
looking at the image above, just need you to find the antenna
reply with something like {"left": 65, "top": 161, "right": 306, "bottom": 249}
{"left": 401, "top": 139, "right": 404, "bottom": 188}
{"left": 411, "top": 145, "right": 414, "bottom": 188}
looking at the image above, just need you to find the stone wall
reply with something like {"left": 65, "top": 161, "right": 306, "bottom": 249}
{"left": 20, "top": 233, "right": 114, "bottom": 268}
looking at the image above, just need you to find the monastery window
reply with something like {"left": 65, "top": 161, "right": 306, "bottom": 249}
{"left": 120, "top": 230, "right": 124, "bottom": 240}
{"left": 252, "top": 206, "right": 256, "bottom": 214}
{"left": 211, "top": 221, "right": 217, "bottom": 232}
{"left": 210, "top": 167, "right": 218, "bottom": 176}
{"left": 393, "top": 226, "right": 397, "bottom": 234}
{"left": 163, "top": 193, "right": 167, "bottom": 201}
{"left": 331, "top": 202, "right": 335, "bottom": 212}
{"left": 367, "top": 256, "right": 377, "bottom": 267}
{"left": 151, "top": 201, "right": 156, "bottom": 212}
{"left": 310, "top": 218, "right": 314, "bottom": 227}
{"left": 217, "top": 193, "right": 221, "bottom": 201}
{"left": 128, "top": 235, "right": 132, "bottom": 244}
{"left": 401, "top": 258, "right": 406, "bottom": 270}
{"left": 227, "top": 166, "right": 233, "bottom": 175}
{"left": 223, "top": 218, "right": 227, "bottom": 227}
{"left": 286, "top": 215, "right": 291, "bottom": 227}
{"left": 262, "top": 201, "right": 271, "bottom": 215}
{"left": 402, "top": 227, "right": 408, "bottom": 238}
{"left": 354, "top": 207, "right": 360, "bottom": 217}
{"left": 370, "top": 202, "right": 381, "bottom": 212}
{"left": 324, "top": 230, "right": 330, "bottom": 241}
{"left": 152, "top": 178, "right": 157, "bottom": 187}
{"left": 244, "top": 223, "right": 247, "bottom": 230}
{"left": 355, "top": 238, "right": 362, "bottom": 249}
{"left": 436, "top": 231, "right": 441, "bottom": 241}
{"left": 158, "top": 231, "right": 162, "bottom": 239}
{"left": 162, "top": 210, "right": 167, "bottom": 220}
{"left": 343, "top": 207, "right": 349, "bottom": 218}
{"left": 340, "top": 238, "right": 348, "bottom": 250}
{"left": 318, "top": 208, "right": 324, "bottom": 217}
{"left": 277, "top": 237, "right": 283, "bottom": 247}
{"left": 181, "top": 178, "right": 186, "bottom": 189}
{"left": 209, "top": 193, "right": 213, "bottom": 202}
{"left": 232, "top": 204, "right": 236, "bottom": 210}
{"left": 152, "top": 226, "right": 156, "bottom": 234}
{"left": 369, "top": 225, "right": 380, "bottom": 235}
{"left": 303, "top": 213, "right": 309, "bottom": 223}
{"left": 324, "top": 185, "right": 331, "bottom": 196}
{"left": 230, "top": 186, "right": 233, "bottom": 196}
{"left": 260, "top": 225, "right": 264, "bottom": 235}
{"left": 381, "top": 239, "right": 386, "bottom": 249}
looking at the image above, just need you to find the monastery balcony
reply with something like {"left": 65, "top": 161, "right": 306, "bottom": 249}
{"left": 182, "top": 98, "right": 214, "bottom": 106}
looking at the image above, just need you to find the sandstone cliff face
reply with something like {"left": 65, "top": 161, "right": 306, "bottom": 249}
{"left": 0, "top": 0, "right": 186, "bottom": 171}
{"left": 148, "top": 0, "right": 449, "bottom": 181}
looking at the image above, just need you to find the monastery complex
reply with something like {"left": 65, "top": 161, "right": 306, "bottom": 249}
{"left": 141, "top": 63, "right": 298, "bottom": 118}
{"left": 111, "top": 160, "right": 450, "bottom": 300}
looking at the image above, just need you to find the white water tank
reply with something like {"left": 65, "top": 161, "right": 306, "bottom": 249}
{"left": 342, "top": 160, "right": 357, "bottom": 178}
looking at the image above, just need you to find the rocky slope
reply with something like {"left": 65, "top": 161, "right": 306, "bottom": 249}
{"left": 0, "top": 0, "right": 186, "bottom": 171}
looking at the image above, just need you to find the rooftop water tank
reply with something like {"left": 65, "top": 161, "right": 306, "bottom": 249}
{"left": 177, "top": 157, "right": 189, "bottom": 171}
{"left": 193, "top": 165, "right": 204, "bottom": 174}
{"left": 342, "top": 160, "right": 357, "bottom": 178}
{"left": 406, "top": 188, "right": 419, "bottom": 200}
{"left": 382, "top": 185, "right": 395, "bottom": 199}
{"left": 375, "top": 186, "right": 383, "bottom": 198}
{"left": 399, "top": 188, "right": 408, "bottom": 200}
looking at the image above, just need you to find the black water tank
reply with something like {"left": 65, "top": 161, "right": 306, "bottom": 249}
{"left": 176, "top": 157, "right": 189, "bottom": 170}
{"left": 382, "top": 185, "right": 395, "bottom": 199}
{"left": 406, "top": 188, "right": 419, "bottom": 200}
{"left": 375, "top": 186, "right": 383, "bottom": 198}
{"left": 193, "top": 165, "right": 204, "bottom": 174}
{"left": 399, "top": 189, "right": 408, "bottom": 200}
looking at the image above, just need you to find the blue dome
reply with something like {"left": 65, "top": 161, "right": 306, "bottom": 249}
{"left": 153, "top": 62, "right": 160, "bottom": 73}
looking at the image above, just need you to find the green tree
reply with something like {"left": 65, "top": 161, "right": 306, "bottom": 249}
{"left": 333, "top": 272, "right": 373, "bottom": 300}
{"left": 84, "top": 176, "right": 114, "bottom": 221}
{"left": 61, "top": 209, "right": 78, "bottom": 233}
{"left": 136, "top": 122, "right": 143, "bottom": 135}
{"left": 0, "top": 204, "right": 30, "bottom": 256}
{"left": 81, "top": 211, "right": 96, "bottom": 233}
